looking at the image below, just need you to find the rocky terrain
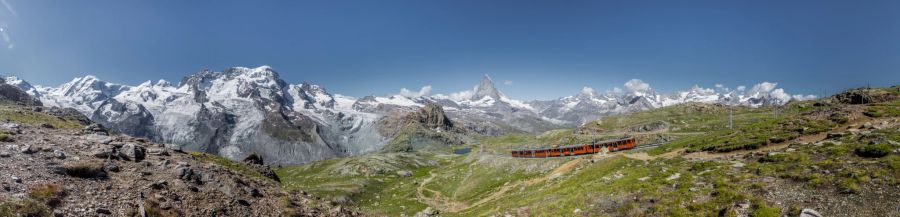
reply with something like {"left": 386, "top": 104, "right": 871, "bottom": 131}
{"left": 0, "top": 86, "right": 355, "bottom": 216}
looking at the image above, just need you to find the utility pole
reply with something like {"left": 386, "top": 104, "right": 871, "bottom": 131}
{"left": 729, "top": 106, "right": 733, "bottom": 129}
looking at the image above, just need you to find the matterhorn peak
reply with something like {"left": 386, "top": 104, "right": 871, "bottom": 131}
{"left": 472, "top": 74, "right": 502, "bottom": 100}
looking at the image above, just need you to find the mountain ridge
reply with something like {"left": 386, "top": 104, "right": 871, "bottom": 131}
{"left": 7, "top": 66, "right": 815, "bottom": 164}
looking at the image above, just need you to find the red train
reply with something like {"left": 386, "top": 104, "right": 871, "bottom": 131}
{"left": 510, "top": 137, "right": 636, "bottom": 158}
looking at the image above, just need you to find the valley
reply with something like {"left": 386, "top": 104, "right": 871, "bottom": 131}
{"left": 275, "top": 87, "right": 900, "bottom": 216}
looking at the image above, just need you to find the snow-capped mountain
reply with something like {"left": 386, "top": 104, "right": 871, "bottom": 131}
{"left": 530, "top": 79, "right": 816, "bottom": 125}
{"left": 4, "top": 76, "right": 43, "bottom": 98}
{"left": 19, "top": 66, "right": 388, "bottom": 165}
{"left": 9, "top": 68, "right": 816, "bottom": 164}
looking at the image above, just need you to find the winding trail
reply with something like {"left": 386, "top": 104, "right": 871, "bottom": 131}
{"left": 415, "top": 156, "right": 592, "bottom": 213}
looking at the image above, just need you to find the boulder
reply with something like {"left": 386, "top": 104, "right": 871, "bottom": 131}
{"left": 119, "top": 143, "right": 146, "bottom": 161}
{"left": 243, "top": 153, "right": 265, "bottom": 165}
{"left": 20, "top": 145, "right": 39, "bottom": 154}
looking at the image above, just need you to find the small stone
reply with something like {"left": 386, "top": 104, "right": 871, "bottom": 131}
{"left": 104, "top": 163, "right": 120, "bottom": 173}
{"left": 96, "top": 208, "right": 112, "bottom": 215}
{"left": 11, "top": 176, "right": 21, "bottom": 183}
{"left": 800, "top": 208, "right": 823, "bottom": 217}
{"left": 53, "top": 150, "right": 66, "bottom": 159}
{"left": 91, "top": 146, "right": 116, "bottom": 159}
{"left": 396, "top": 170, "right": 413, "bottom": 177}
{"left": 49, "top": 166, "right": 67, "bottom": 175}
{"left": 0, "top": 151, "right": 10, "bottom": 158}
{"left": 147, "top": 147, "right": 169, "bottom": 156}
{"left": 149, "top": 180, "right": 168, "bottom": 189}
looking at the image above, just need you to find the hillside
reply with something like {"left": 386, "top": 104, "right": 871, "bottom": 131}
{"left": 0, "top": 87, "right": 354, "bottom": 216}
{"left": 276, "top": 86, "right": 900, "bottom": 216}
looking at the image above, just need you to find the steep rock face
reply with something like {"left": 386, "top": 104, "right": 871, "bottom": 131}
{"left": 411, "top": 103, "right": 454, "bottom": 131}
{"left": 90, "top": 99, "right": 155, "bottom": 138}
{"left": 381, "top": 103, "right": 466, "bottom": 153}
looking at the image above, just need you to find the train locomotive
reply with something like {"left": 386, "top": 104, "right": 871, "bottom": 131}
{"left": 510, "top": 137, "right": 636, "bottom": 158}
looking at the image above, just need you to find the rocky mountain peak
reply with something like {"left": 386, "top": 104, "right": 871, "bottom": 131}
{"left": 411, "top": 102, "right": 453, "bottom": 130}
{"left": 3, "top": 76, "right": 41, "bottom": 97}
{"left": 472, "top": 74, "right": 502, "bottom": 100}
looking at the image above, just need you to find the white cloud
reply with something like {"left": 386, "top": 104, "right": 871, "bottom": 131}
{"left": 605, "top": 87, "right": 623, "bottom": 94}
{"left": 736, "top": 86, "right": 747, "bottom": 92}
{"left": 750, "top": 82, "right": 778, "bottom": 93}
{"left": 503, "top": 80, "right": 513, "bottom": 86}
{"left": 581, "top": 87, "right": 595, "bottom": 95}
{"left": 792, "top": 94, "right": 817, "bottom": 101}
{"left": 398, "top": 85, "right": 432, "bottom": 98}
{"left": 624, "top": 79, "right": 651, "bottom": 93}
{"left": 714, "top": 84, "right": 723, "bottom": 88}
{"left": 448, "top": 90, "right": 474, "bottom": 101}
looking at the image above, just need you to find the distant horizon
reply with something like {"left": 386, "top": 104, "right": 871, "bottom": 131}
{"left": 2, "top": 1, "right": 899, "bottom": 99}
{"left": 4, "top": 65, "right": 846, "bottom": 102}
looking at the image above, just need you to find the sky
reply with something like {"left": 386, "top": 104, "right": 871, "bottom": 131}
{"left": 0, "top": 0, "right": 898, "bottom": 100}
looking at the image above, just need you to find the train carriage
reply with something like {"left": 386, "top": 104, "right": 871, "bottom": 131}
{"left": 510, "top": 137, "right": 636, "bottom": 158}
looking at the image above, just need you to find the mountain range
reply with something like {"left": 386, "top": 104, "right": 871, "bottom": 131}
{"left": 5, "top": 66, "right": 815, "bottom": 164}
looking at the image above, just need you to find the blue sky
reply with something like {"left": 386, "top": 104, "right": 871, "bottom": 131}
{"left": 0, "top": 0, "right": 898, "bottom": 100}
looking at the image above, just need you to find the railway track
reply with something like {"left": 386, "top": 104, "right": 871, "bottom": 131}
{"left": 487, "top": 141, "right": 665, "bottom": 159}
{"left": 632, "top": 143, "right": 663, "bottom": 150}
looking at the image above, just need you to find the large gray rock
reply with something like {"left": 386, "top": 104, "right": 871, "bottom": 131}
{"left": 20, "top": 145, "right": 39, "bottom": 154}
{"left": 119, "top": 143, "right": 145, "bottom": 161}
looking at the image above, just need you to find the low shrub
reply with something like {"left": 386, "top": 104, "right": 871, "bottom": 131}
{"left": 855, "top": 143, "right": 894, "bottom": 158}
{"left": 63, "top": 160, "right": 107, "bottom": 179}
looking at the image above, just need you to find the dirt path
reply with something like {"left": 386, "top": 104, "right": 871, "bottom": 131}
{"left": 683, "top": 109, "right": 881, "bottom": 160}
{"left": 620, "top": 148, "right": 685, "bottom": 161}
{"left": 415, "top": 156, "right": 590, "bottom": 213}
{"left": 415, "top": 171, "right": 469, "bottom": 212}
